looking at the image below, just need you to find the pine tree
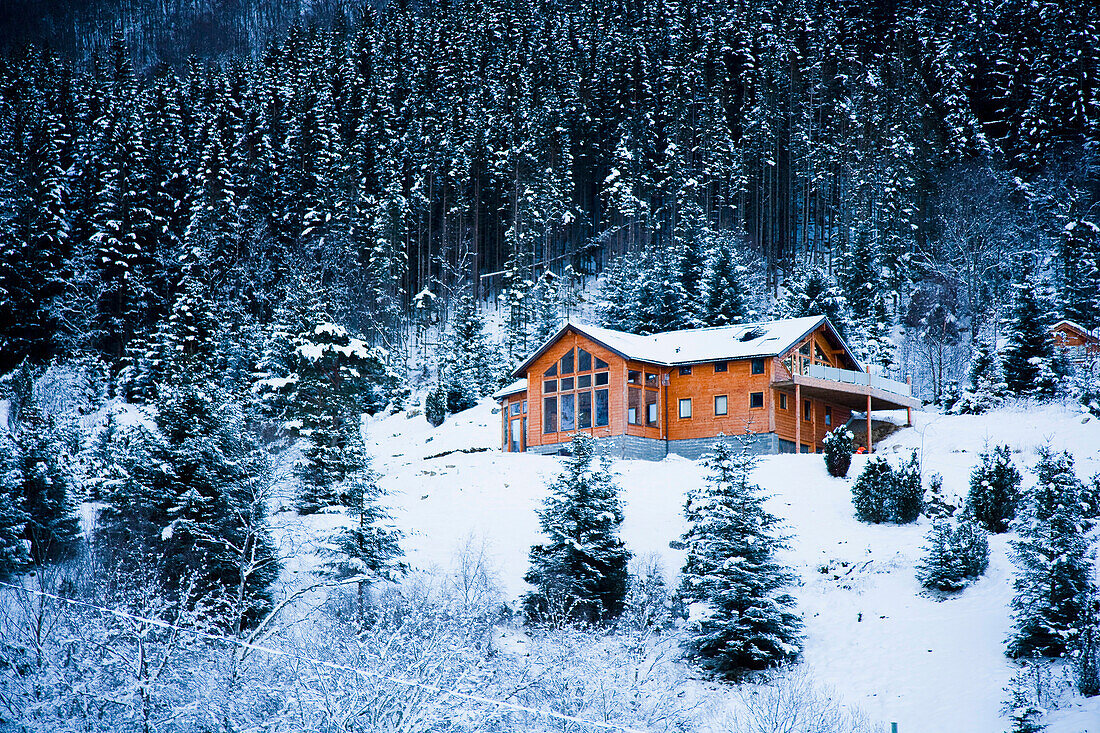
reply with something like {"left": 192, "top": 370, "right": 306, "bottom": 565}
{"left": 530, "top": 270, "right": 561, "bottom": 344}
{"left": 318, "top": 463, "right": 405, "bottom": 624}
{"left": 891, "top": 452, "right": 925, "bottom": 524}
{"left": 916, "top": 515, "right": 990, "bottom": 592}
{"left": 0, "top": 479, "right": 30, "bottom": 580}
{"left": 968, "top": 445, "right": 1022, "bottom": 533}
{"left": 524, "top": 434, "right": 631, "bottom": 624}
{"left": 679, "top": 440, "right": 803, "bottom": 680}
{"left": 4, "top": 406, "right": 82, "bottom": 565}
{"left": 1076, "top": 605, "right": 1100, "bottom": 697}
{"left": 699, "top": 232, "right": 752, "bottom": 328}
{"left": 425, "top": 383, "right": 447, "bottom": 427}
{"left": 442, "top": 292, "right": 497, "bottom": 413}
{"left": 952, "top": 339, "right": 1007, "bottom": 414}
{"left": 1060, "top": 220, "right": 1100, "bottom": 332}
{"left": 852, "top": 457, "right": 894, "bottom": 524}
{"left": 779, "top": 267, "right": 851, "bottom": 337}
{"left": 1008, "top": 448, "right": 1095, "bottom": 659}
{"left": 1002, "top": 275, "right": 1054, "bottom": 397}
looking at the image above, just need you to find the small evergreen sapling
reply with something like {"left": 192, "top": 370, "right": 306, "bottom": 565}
{"left": 951, "top": 339, "right": 1007, "bottom": 414}
{"left": 967, "top": 445, "right": 1022, "bottom": 533}
{"left": 425, "top": 384, "right": 447, "bottom": 427}
{"left": 1075, "top": 601, "right": 1100, "bottom": 697}
{"left": 679, "top": 440, "right": 803, "bottom": 680}
{"left": 822, "top": 427, "right": 854, "bottom": 478}
{"left": 852, "top": 457, "right": 894, "bottom": 523}
{"left": 916, "top": 514, "right": 990, "bottom": 592}
{"left": 524, "top": 434, "right": 631, "bottom": 624}
{"left": 0, "top": 482, "right": 29, "bottom": 580}
{"left": 891, "top": 452, "right": 924, "bottom": 523}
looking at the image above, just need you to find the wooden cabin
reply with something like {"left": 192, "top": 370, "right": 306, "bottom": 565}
{"left": 493, "top": 317, "right": 919, "bottom": 460}
{"left": 1050, "top": 320, "right": 1100, "bottom": 368}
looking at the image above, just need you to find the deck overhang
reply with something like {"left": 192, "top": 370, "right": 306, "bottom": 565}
{"left": 772, "top": 374, "right": 920, "bottom": 412}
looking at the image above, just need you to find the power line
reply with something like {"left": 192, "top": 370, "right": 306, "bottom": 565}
{"left": 0, "top": 580, "right": 648, "bottom": 733}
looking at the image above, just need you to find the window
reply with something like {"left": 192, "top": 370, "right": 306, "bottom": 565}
{"left": 543, "top": 380, "right": 557, "bottom": 393}
{"left": 560, "top": 393, "right": 575, "bottom": 431}
{"left": 645, "top": 372, "right": 658, "bottom": 387}
{"left": 815, "top": 344, "right": 830, "bottom": 364}
{"left": 578, "top": 349, "right": 592, "bottom": 372}
{"left": 679, "top": 365, "right": 692, "bottom": 375}
{"left": 595, "top": 356, "right": 609, "bottom": 369}
{"left": 749, "top": 392, "right": 764, "bottom": 409}
{"left": 679, "top": 398, "right": 692, "bottom": 419}
{"left": 751, "top": 358, "right": 766, "bottom": 375}
{"left": 510, "top": 418, "right": 522, "bottom": 452}
{"left": 825, "top": 406, "right": 832, "bottom": 426}
{"left": 543, "top": 397, "right": 557, "bottom": 433}
{"left": 560, "top": 350, "right": 574, "bottom": 375}
{"left": 577, "top": 374, "right": 591, "bottom": 388}
{"left": 714, "top": 361, "right": 728, "bottom": 373}
{"left": 715, "top": 395, "right": 728, "bottom": 416}
{"left": 560, "top": 377, "right": 574, "bottom": 391}
{"left": 544, "top": 363, "right": 557, "bottom": 377}
{"left": 595, "top": 389, "right": 609, "bottom": 427}
{"left": 628, "top": 388, "right": 642, "bottom": 425}
{"left": 578, "top": 391, "right": 592, "bottom": 429}
{"left": 522, "top": 400, "right": 527, "bottom": 414}
{"left": 595, "top": 372, "right": 609, "bottom": 386}
{"left": 511, "top": 403, "right": 521, "bottom": 415}
{"left": 799, "top": 342, "right": 811, "bottom": 356}
{"left": 628, "top": 370, "right": 641, "bottom": 384}
{"left": 779, "top": 393, "right": 788, "bottom": 410}
{"left": 646, "top": 390, "right": 658, "bottom": 427}
{"left": 804, "top": 399, "right": 812, "bottom": 421}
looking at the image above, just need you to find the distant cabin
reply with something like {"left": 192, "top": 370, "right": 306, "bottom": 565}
{"left": 1049, "top": 320, "right": 1100, "bottom": 367}
{"left": 493, "top": 317, "right": 919, "bottom": 460}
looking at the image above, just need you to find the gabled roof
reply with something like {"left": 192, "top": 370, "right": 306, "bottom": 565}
{"left": 511, "top": 316, "right": 862, "bottom": 378}
{"left": 492, "top": 378, "right": 528, "bottom": 400}
{"left": 1050, "top": 320, "right": 1100, "bottom": 342}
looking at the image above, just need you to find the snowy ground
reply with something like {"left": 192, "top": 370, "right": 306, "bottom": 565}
{"left": 279, "top": 400, "right": 1100, "bottom": 733}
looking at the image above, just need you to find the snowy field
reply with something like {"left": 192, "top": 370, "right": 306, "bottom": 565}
{"left": 289, "top": 399, "right": 1100, "bottom": 733}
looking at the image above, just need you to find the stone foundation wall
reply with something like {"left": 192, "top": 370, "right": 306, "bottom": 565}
{"left": 525, "top": 432, "right": 780, "bottom": 461}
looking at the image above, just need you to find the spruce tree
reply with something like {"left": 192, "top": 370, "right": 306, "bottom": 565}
{"left": 442, "top": 292, "right": 497, "bottom": 413}
{"left": 679, "top": 440, "right": 803, "bottom": 680}
{"left": 1002, "top": 275, "right": 1054, "bottom": 397}
{"left": 852, "top": 457, "right": 894, "bottom": 524}
{"left": 425, "top": 383, "right": 447, "bottom": 427}
{"left": 917, "top": 515, "right": 990, "bottom": 592}
{"left": 779, "top": 267, "right": 851, "bottom": 337}
{"left": 530, "top": 271, "right": 561, "bottom": 344}
{"left": 318, "top": 463, "right": 405, "bottom": 624}
{"left": 822, "top": 427, "right": 855, "bottom": 478}
{"left": 524, "top": 434, "right": 631, "bottom": 624}
{"left": 891, "top": 452, "right": 925, "bottom": 524}
{"left": 967, "top": 445, "right": 1022, "bottom": 533}
{"left": 1008, "top": 448, "right": 1095, "bottom": 659}
{"left": 699, "top": 233, "right": 751, "bottom": 328}
{"left": 0, "top": 480, "right": 30, "bottom": 580}
{"left": 952, "top": 339, "right": 1007, "bottom": 414}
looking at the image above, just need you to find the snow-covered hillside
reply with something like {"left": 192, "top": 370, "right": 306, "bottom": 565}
{"left": 333, "top": 400, "right": 1100, "bottom": 733}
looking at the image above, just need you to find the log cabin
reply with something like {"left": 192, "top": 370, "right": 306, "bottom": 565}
{"left": 1049, "top": 320, "right": 1100, "bottom": 368}
{"left": 493, "top": 316, "right": 920, "bottom": 460}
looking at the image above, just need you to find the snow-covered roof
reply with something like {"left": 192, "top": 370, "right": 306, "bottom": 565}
{"left": 1050, "top": 319, "right": 1100, "bottom": 341}
{"left": 512, "top": 316, "right": 859, "bottom": 377}
{"left": 492, "top": 378, "right": 528, "bottom": 400}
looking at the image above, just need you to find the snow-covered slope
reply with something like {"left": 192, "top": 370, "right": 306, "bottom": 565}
{"left": 353, "top": 400, "right": 1100, "bottom": 733}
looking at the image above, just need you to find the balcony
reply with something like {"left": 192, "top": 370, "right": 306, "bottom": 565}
{"left": 804, "top": 364, "right": 913, "bottom": 398}
{"left": 774, "top": 364, "right": 920, "bottom": 413}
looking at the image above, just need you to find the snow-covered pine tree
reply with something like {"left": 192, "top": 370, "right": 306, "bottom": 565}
{"left": 1076, "top": 605, "right": 1100, "bottom": 697}
{"left": 524, "top": 434, "right": 631, "bottom": 624}
{"left": 779, "top": 267, "right": 851, "bottom": 337}
{"left": 891, "top": 451, "right": 924, "bottom": 524}
{"left": 698, "top": 231, "right": 751, "bottom": 328}
{"left": 596, "top": 256, "right": 643, "bottom": 334}
{"left": 679, "top": 439, "right": 803, "bottom": 680}
{"left": 0, "top": 477, "right": 30, "bottom": 580}
{"left": 967, "top": 445, "right": 1022, "bottom": 533}
{"left": 318, "top": 463, "right": 405, "bottom": 625}
{"left": 822, "top": 427, "right": 855, "bottom": 478}
{"left": 916, "top": 514, "right": 990, "bottom": 592}
{"left": 1007, "top": 448, "right": 1095, "bottom": 659}
{"left": 1060, "top": 220, "right": 1100, "bottom": 332}
{"left": 442, "top": 292, "right": 498, "bottom": 413}
{"left": 3, "top": 406, "right": 82, "bottom": 565}
{"left": 1002, "top": 273, "right": 1055, "bottom": 397}
{"left": 530, "top": 270, "right": 562, "bottom": 344}
{"left": 852, "top": 457, "right": 894, "bottom": 524}
{"left": 425, "top": 383, "right": 447, "bottom": 427}
{"left": 952, "top": 339, "right": 1007, "bottom": 414}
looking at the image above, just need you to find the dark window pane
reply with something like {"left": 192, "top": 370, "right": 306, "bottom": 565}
{"left": 543, "top": 397, "right": 557, "bottom": 433}
{"left": 544, "top": 363, "right": 557, "bottom": 377}
{"left": 578, "top": 349, "right": 592, "bottom": 372}
{"left": 560, "top": 350, "right": 574, "bottom": 374}
{"left": 628, "top": 388, "right": 642, "bottom": 425}
{"left": 780, "top": 394, "right": 788, "bottom": 410}
{"left": 628, "top": 370, "right": 641, "bottom": 384}
{"left": 645, "top": 390, "right": 658, "bottom": 427}
{"left": 645, "top": 372, "right": 658, "bottom": 387}
{"left": 714, "top": 361, "right": 728, "bottom": 372}
{"left": 679, "top": 366, "right": 692, "bottom": 375}
{"left": 751, "top": 358, "right": 765, "bottom": 375}
{"left": 511, "top": 403, "right": 521, "bottom": 415}
{"left": 799, "top": 342, "right": 811, "bottom": 356}
{"left": 595, "top": 356, "right": 609, "bottom": 369}
{"left": 595, "top": 389, "right": 609, "bottom": 427}
{"left": 543, "top": 380, "right": 557, "bottom": 393}
{"left": 560, "top": 377, "right": 574, "bottom": 391}
{"left": 595, "top": 372, "right": 609, "bottom": 386}
{"left": 804, "top": 400, "right": 812, "bottom": 421}
{"left": 578, "top": 391, "right": 592, "bottom": 429}
{"left": 750, "top": 392, "right": 764, "bottom": 408}
{"left": 560, "top": 393, "right": 575, "bottom": 431}
{"left": 578, "top": 374, "right": 591, "bottom": 388}
{"left": 825, "top": 406, "right": 832, "bottom": 426}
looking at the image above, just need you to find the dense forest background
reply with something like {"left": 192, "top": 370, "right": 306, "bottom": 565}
{"left": 1, "top": 0, "right": 1098, "bottom": 398}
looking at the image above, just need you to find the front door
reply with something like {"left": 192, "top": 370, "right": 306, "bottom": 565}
{"left": 510, "top": 417, "right": 523, "bottom": 452}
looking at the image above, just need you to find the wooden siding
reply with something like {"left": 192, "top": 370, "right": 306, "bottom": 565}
{"left": 665, "top": 358, "right": 774, "bottom": 440}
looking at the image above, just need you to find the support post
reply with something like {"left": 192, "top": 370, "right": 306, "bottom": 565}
{"left": 866, "top": 393, "right": 873, "bottom": 454}
{"left": 795, "top": 383, "right": 801, "bottom": 452}
{"left": 906, "top": 376, "right": 913, "bottom": 427}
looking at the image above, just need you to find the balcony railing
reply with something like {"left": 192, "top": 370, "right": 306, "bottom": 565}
{"left": 805, "top": 364, "right": 912, "bottom": 397}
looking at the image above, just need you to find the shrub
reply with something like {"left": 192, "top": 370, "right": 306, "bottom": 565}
{"left": 851, "top": 452, "right": 922, "bottom": 524}
{"left": 916, "top": 515, "right": 990, "bottom": 592}
{"left": 891, "top": 452, "right": 924, "bottom": 523}
{"left": 967, "top": 445, "right": 1022, "bottom": 533}
{"left": 822, "top": 428, "right": 854, "bottom": 478}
